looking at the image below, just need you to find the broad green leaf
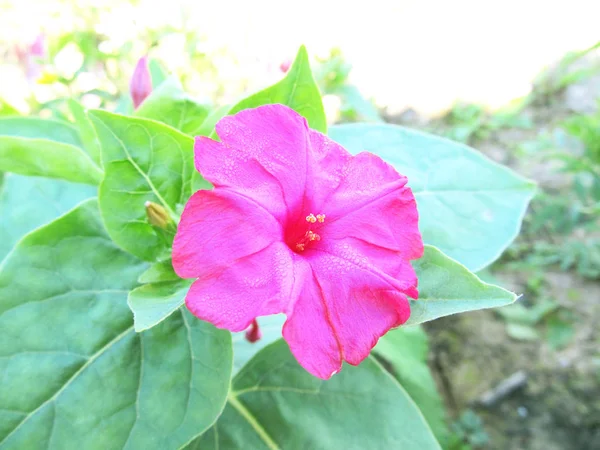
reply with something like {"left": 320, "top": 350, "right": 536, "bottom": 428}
{"left": 228, "top": 45, "right": 327, "bottom": 133}
{"left": 137, "top": 258, "right": 179, "bottom": 284}
{"left": 128, "top": 279, "right": 191, "bottom": 332}
{"left": 191, "top": 340, "right": 440, "bottom": 450}
{"left": 135, "top": 77, "right": 210, "bottom": 135}
{"left": 0, "top": 117, "right": 83, "bottom": 147}
{"left": 374, "top": 327, "right": 448, "bottom": 444}
{"left": 407, "top": 245, "right": 517, "bottom": 325}
{"left": 90, "top": 110, "right": 197, "bottom": 261}
{"left": 0, "top": 173, "right": 96, "bottom": 262}
{"left": 329, "top": 123, "right": 536, "bottom": 271}
{"left": 0, "top": 136, "right": 102, "bottom": 185}
{"left": 67, "top": 100, "right": 102, "bottom": 167}
{"left": 0, "top": 199, "right": 232, "bottom": 449}
{"left": 232, "top": 314, "right": 285, "bottom": 373}
{"left": 0, "top": 116, "right": 101, "bottom": 184}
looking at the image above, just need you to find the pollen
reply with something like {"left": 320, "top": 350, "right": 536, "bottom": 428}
{"left": 306, "top": 213, "right": 326, "bottom": 224}
{"left": 295, "top": 230, "right": 321, "bottom": 252}
{"left": 307, "top": 231, "right": 320, "bottom": 241}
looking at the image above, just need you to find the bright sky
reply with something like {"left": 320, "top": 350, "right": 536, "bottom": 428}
{"left": 1, "top": 0, "right": 598, "bottom": 114}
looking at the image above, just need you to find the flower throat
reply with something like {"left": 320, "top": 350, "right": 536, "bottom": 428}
{"left": 294, "top": 213, "right": 325, "bottom": 252}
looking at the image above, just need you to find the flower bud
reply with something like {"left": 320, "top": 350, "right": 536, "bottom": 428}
{"left": 279, "top": 59, "right": 291, "bottom": 73}
{"left": 130, "top": 56, "right": 152, "bottom": 109}
{"left": 30, "top": 34, "right": 45, "bottom": 58}
{"left": 145, "top": 201, "right": 172, "bottom": 230}
{"left": 245, "top": 319, "right": 262, "bottom": 343}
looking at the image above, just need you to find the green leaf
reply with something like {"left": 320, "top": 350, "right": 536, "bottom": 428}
{"left": 374, "top": 327, "right": 448, "bottom": 444}
{"left": 90, "top": 110, "right": 197, "bottom": 261}
{"left": 505, "top": 323, "right": 539, "bottom": 341}
{"left": 0, "top": 117, "right": 102, "bottom": 185}
{"left": 546, "top": 316, "right": 575, "bottom": 349}
{"left": 135, "top": 77, "right": 210, "bottom": 135}
{"left": 0, "top": 117, "right": 83, "bottom": 147}
{"left": 228, "top": 45, "right": 327, "bottom": 133}
{"left": 68, "top": 100, "right": 102, "bottom": 167}
{"left": 0, "top": 136, "right": 102, "bottom": 185}
{"left": 128, "top": 279, "right": 191, "bottom": 332}
{"left": 496, "top": 300, "right": 558, "bottom": 326}
{"left": 0, "top": 199, "right": 233, "bottom": 449}
{"left": 328, "top": 123, "right": 536, "bottom": 271}
{"left": 407, "top": 246, "right": 517, "bottom": 325}
{"left": 137, "top": 259, "right": 179, "bottom": 284}
{"left": 0, "top": 99, "right": 21, "bottom": 117}
{"left": 190, "top": 340, "right": 440, "bottom": 450}
{"left": 0, "top": 173, "right": 96, "bottom": 262}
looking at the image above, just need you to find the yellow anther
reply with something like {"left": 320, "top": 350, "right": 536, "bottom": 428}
{"left": 316, "top": 214, "right": 326, "bottom": 223}
{"left": 306, "top": 213, "right": 317, "bottom": 223}
{"left": 306, "top": 231, "right": 321, "bottom": 241}
{"left": 296, "top": 243, "right": 306, "bottom": 251}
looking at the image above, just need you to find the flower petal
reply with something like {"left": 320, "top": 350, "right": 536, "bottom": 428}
{"left": 309, "top": 132, "right": 423, "bottom": 259}
{"left": 195, "top": 104, "right": 311, "bottom": 223}
{"left": 313, "top": 238, "right": 419, "bottom": 298}
{"left": 172, "top": 189, "right": 281, "bottom": 279}
{"left": 282, "top": 259, "right": 343, "bottom": 379}
{"left": 185, "top": 242, "right": 294, "bottom": 332}
{"left": 324, "top": 178, "right": 423, "bottom": 260}
{"left": 283, "top": 249, "right": 411, "bottom": 379}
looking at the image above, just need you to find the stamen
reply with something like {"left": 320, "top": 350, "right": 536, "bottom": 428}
{"left": 296, "top": 213, "right": 325, "bottom": 252}
{"left": 307, "top": 231, "right": 320, "bottom": 241}
{"left": 295, "top": 231, "right": 321, "bottom": 252}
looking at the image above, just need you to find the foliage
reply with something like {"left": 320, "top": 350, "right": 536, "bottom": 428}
{"left": 503, "top": 99, "right": 600, "bottom": 280}
{"left": 0, "top": 41, "right": 532, "bottom": 448}
{"left": 433, "top": 101, "right": 532, "bottom": 144}
{"left": 531, "top": 40, "right": 600, "bottom": 103}
{"left": 314, "top": 48, "right": 383, "bottom": 123}
{"left": 447, "top": 410, "right": 489, "bottom": 449}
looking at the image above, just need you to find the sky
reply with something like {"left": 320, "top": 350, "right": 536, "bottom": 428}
{"left": 1, "top": 0, "right": 598, "bottom": 114}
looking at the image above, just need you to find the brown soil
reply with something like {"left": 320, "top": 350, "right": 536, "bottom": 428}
{"left": 385, "top": 56, "right": 600, "bottom": 450}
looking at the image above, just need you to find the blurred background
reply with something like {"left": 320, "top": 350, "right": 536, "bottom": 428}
{"left": 1, "top": 0, "right": 599, "bottom": 448}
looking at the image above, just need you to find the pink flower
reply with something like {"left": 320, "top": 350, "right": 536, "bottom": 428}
{"left": 173, "top": 104, "right": 423, "bottom": 379}
{"left": 14, "top": 34, "right": 45, "bottom": 82}
{"left": 130, "top": 56, "right": 152, "bottom": 109}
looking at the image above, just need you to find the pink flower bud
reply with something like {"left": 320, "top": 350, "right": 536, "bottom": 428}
{"left": 130, "top": 56, "right": 152, "bottom": 109}
{"left": 279, "top": 60, "right": 291, "bottom": 73}
{"left": 30, "top": 34, "right": 45, "bottom": 58}
{"left": 245, "top": 319, "right": 262, "bottom": 343}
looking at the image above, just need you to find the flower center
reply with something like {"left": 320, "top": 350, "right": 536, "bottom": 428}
{"left": 289, "top": 212, "right": 326, "bottom": 253}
